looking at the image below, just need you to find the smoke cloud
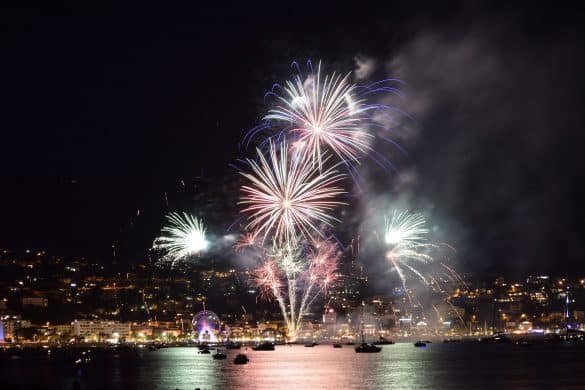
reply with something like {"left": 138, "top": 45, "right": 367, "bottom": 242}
{"left": 355, "top": 16, "right": 585, "bottom": 278}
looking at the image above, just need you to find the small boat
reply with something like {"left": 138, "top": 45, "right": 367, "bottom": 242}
{"left": 199, "top": 348, "right": 211, "bottom": 354}
{"left": 373, "top": 336, "right": 395, "bottom": 345}
{"left": 252, "top": 342, "right": 275, "bottom": 351}
{"left": 515, "top": 340, "right": 531, "bottom": 346}
{"left": 234, "top": 354, "right": 249, "bottom": 364}
{"left": 213, "top": 350, "right": 227, "bottom": 360}
{"left": 148, "top": 345, "right": 158, "bottom": 351}
{"left": 414, "top": 341, "right": 427, "bottom": 348}
{"left": 304, "top": 342, "right": 317, "bottom": 347}
{"left": 355, "top": 343, "right": 382, "bottom": 353}
{"left": 333, "top": 344, "right": 342, "bottom": 348}
{"left": 355, "top": 324, "right": 382, "bottom": 353}
{"left": 482, "top": 334, "right": 510, "bottom": 344}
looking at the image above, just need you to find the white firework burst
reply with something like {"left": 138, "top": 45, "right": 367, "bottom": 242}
{"left": 239, "top": 139, "right": 346, "bottom": 246}
{"left": 264, "top": 62, "right": 373, "bottom": 169}
{"left": 153, "top": 212, "right": 208, "bottom": 264}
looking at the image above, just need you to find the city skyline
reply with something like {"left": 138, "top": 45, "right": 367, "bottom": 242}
{"left": 1, "top": 4, "right": 585, "bottom": 389}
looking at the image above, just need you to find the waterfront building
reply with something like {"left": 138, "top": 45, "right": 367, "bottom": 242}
{"left": 72, "top": 320, "right": 131, "bottom": 341}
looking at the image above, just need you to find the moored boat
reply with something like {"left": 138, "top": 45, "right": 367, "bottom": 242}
{"left": 355, "top": 320, "right": 382, "bottom": 353}
{"left": 252, "top": 342, "right": 275, "bottom": 351}
{"left": 373, "top": 336, "right": 395, "bottom": 345}
{"left": 234, "top": 353, "right": 249, "bottom": 364}
{"left": 355, "top": 343, "right": 382, "bottom": 353}
{"left": 213, "top": 349, "right": 227, "bottom": 359}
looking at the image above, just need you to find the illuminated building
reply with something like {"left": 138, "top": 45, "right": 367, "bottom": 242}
{"left": 72, "top": 320, "right": 131, "bottom": 341}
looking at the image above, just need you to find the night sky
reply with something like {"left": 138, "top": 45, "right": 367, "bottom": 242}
{"left": 1, "top": 3, "right": 584, "bottom": 278}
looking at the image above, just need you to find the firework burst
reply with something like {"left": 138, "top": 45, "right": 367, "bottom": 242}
{"left": 239, "top": 140, "right": 346, "bottom": 246}
{"left": 263, "top": 62, "right": 373, "bottom": 169}
{"left": 153, "top": 212, "right": 208, "bottom": 265}
{"left": 233, "top": 231, "right": 260, "bottom": 252}
{"left": 384, "top": 210, "right": 429, "bottom": 245}
{"left": 381, "top": 210, "right": 434, "bottom": 290}
{"left": 255, "top": 260, "right": 284, "bottom": 302}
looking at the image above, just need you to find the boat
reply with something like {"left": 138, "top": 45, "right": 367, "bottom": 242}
{"left": 355, "top": 316, "right": 382, "bottom": 353}
{"left": 333, "top": 343, "right": 342, "bottom": 348}
{"left": 213, "top": 350, "right": 227, "bottom": 360}
{"left": 234, "top": 353, "right": 249, "bottom": 365}
{"left": 355, "top": 343, "right": 382, "bottom": 353}
{"left": 373, "top": 336, "right": 395, "bottom": 345}
{"left": 481, "top": 334, "right": 511, "bottom": 344}
{"left": 354, "top": 329, "right": 381, "bottom": 353}
{"left": 252, "top": 342, "right": 275, "bottom": 351}
{"left": 414, "top": 341, "right": 427, "bottom": 348}
{"left": 304, "top": 342, "right": 317, "bottom": 347}
{"left": 199, "top": 348, "right": 211, "bottom": 354}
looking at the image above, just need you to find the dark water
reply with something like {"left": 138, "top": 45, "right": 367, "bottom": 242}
{"left": 2, "top": 343, "right": 584, "bottom": 389}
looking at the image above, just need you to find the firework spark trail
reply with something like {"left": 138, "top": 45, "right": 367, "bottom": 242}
{"left": 152, "top": 212, "right": 208, "bottom": 266}
{"left": 239, "top": 140, "right": 346, "bottom": 246}
{"left": 440, "top": 262, "right": 469, "bottom": 290}
{"left": 445, "top": 299, "right": 467, "bottom": 327}
{"left": 255, "top": 260, "right": 290, "bottom": 326}
{"left": 298, "top": 240, "right": 338, "bottom": 318}
{"left": 432, "top": 304, "right": 442, "bottom": 322}
{"left": 253, "top": 238, "right": 339, "bottom": 340}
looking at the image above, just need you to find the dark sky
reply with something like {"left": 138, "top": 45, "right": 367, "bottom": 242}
{"left": 1, "top": 2, "right": 584, "bottom": 278}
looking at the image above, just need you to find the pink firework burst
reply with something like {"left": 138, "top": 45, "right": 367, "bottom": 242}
{"left": 306, "top": 239, "right": 339, "bottom": 292}
{"left": 254, "top": 260, "right": 283, "bottom": 301}
{"left": 233, "top": 231, "right": 260, "bottom": 252}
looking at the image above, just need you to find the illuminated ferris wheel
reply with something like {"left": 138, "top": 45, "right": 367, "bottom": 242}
{"left": 192, "top": 310, "right": 221, "bottom": 342}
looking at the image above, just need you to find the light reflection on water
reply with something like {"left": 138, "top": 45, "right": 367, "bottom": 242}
{"left": 2, "top": 343, "right": 585, "bottom": 389}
